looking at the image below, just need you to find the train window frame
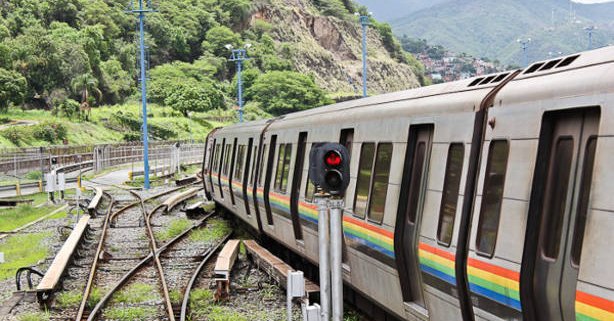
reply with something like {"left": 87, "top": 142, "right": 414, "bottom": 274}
{"left": 222, "top": 144, "right": 232, "bottom": 176}
{"left": 213, "top": 143, "right": 221, "bottom": 172}
{"left": 541, "top": 136, "right": 575, "bottom": 261}
{"left": 274, "top": 143, "right": 286, "bottom": 191}
{"left": 280, "top": 144, "right": 292, "bottom": 193}
{"left": 436, "top": 143, "right": 465, "bottom": 247}
{"left": 250, "top": 145, "right": 258, "bottom": 185}
{"left": 353, "top": 142, "right": 376, "bottom": 219}
{"left": 366, "top": 142, "right": 394, "bottom": 225}
{"left": 234, "top": 144, "right": 246, "bottom": 181}
{"left": 475, "top": 140, "right": 510, "bottom": 258}
{"left": 258, "top": 144, "right": 267, "bottom": 187}
{"left": 571, "top": 136, "right": 597, "bottom": 267}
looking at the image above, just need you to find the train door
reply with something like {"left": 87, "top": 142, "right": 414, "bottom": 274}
{"left": 243, "top": 138, "right": 254, "bottom": 215}
{"left": 523, "top": 108, "right": 599, "bottom": 321}
{"left": 218, "top": 139, "right": 226, "bottom": 198}
{"left": 228, "top": 138, "right": 238, "bottom": 206}
{"left": 394, "top": 124, "right": 434, "bottom": 308}
{"left": 290, "top": 132, "right": 307, "bottom": 240}
{"left": 208, "top": 139, "right": 217, "bottom": 197}
{"left": 264, "top": 135, "right": 278, "bottom": 225}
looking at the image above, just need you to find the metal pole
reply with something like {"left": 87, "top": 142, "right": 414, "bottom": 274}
{"left": 131, "top": 0, "right": 151, "bottom": 190}
{"left": 316, "top": 195, "right": 330, "bottom": 321}
{"left": 237, "top": 57, "right": 243, "bottom": 123}
{"left": 360, "top": 16, "right": 369, "bottom": 98}
{"left": 330, "top": 199, "right": 344, "bottom": 321}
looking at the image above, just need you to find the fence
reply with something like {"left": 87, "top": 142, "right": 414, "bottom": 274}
{"left": 0, "top": 141, "right": 204, "bottom": 177}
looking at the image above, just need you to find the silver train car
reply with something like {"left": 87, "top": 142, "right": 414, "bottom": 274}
{"left": 201, "top": 46, "right": 614, "bottom": 321}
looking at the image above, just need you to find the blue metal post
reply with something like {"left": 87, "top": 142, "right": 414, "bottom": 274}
{"left": 585, "top": 26, "right": 595, "bottom": 50}
{"left": 518, "top": 38, "right": 531, "bottom": 67}
{"left": 359, "top": 15, "right": 369, "bottom": 97}
{"left": 138, "top": 0, "right": 150, "bottom": 189}
{"left": 237, "top": 56, "right": 243, "bottom": 123}
{"left": 228, "top": 47, "right": 249, "bottom": 123}
{"left": 127, "top": 0, "right": 154, "bottom": 189}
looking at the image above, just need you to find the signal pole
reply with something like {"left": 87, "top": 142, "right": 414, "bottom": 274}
{"left": 517, "top": 38, "right": 531, "bottom": 67}
{"left": 355, "top": 13, "right": 371, "bottom": 98}
{"left": 127, "top": 0, "right": 155, "bottom": 189}
{"left": 226, "top": 44, "right": 251, "bottom": 123}
{"left": 585, "top": 26, "right": 595, "bottom": 50}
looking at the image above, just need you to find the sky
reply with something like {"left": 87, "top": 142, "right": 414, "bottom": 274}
{"left": 574, "top": 0, "right": 614, "bottom": 2}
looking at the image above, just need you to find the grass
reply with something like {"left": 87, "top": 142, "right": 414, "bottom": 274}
{"left": 18, "top": 311, "right": 50, "bottom": 321}
{"left": 208, "top": 306, "right": 248, "bottom": 321}
{"left": 0, "top": 103, "right": 228, "bottom": 148}
{"left": 3, "top": 192, "right": 49, "bottom": 207}
{"left": 169, "top": 289, "right": 182, "bottom": 305}
{"left": 56, "top": 290, "right": 82, "bottom": 308}
{"left": 0, "top": 204, "right": 62, "bottom": 232}
{"left": 104, "top": 306, "right": 158, "bottom": 321}
{"left": 189, "top": 289, "right": 214, "bottom": 319}
{"left": 155, "top": 218, "right": 192, "bottom": 242}
{"left": 112, "top": 283, "right": 159, "bottom": 304}
{"left": 190, "top": 218, "right": 231, "bottom": 243}
{"left": 0, "top": 232, "right": 51, "bottom": 280}
{"left": 88, "top": 287, "right": 103, "bottom": 308}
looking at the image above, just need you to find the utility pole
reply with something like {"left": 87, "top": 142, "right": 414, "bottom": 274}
{"left": 585, "top": 26, "right": 595, "bottom": 50}
{"left": 517, "top": 38, "right": 531, "bottom": 67}
{"left": 226, "top": 44, "right": 251, "bottom": 123}
{"left": 355, "top": 12, "right": 371, "bottom": 98}
{"left": 127, "top": 0, "right": 155, "bottom": 189}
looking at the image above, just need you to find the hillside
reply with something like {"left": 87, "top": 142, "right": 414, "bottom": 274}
{"left": 351, "top": 0, "right": 446, "bottom": 21}
{"left": 385, "top": 0, "right": 614, "bottom": 65}
{"left": 0, "top": 0, "right": 423, "bottom": 148}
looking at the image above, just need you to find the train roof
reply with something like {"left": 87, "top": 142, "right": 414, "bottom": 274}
{"left": 216, "top": 45, "right": 614, "bottom": 134}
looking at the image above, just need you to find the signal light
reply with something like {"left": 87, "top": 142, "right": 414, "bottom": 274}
{"left": 309, "top": 143, "right": 350, "bottom": 196}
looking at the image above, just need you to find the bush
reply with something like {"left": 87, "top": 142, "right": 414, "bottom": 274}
{"left": 1, "top": 127, "right": 22, "bottom": 145}
{"left": 32, "top": 121, "right": 67, "bottom": 143}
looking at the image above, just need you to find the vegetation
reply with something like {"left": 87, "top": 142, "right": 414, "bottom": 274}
{"left": 0, "top": 204, "right": 62, "bottom": 232}
{"left": 56, "top": 290, "right": 82, "bottom": 308}
{"left": 18, "top": 311, "right": 50, "bottom": 321}
{"left": 88, "top": 287, "right": 103, "bottom": 308}
{"left": 190, "top": 218, "right": 231, "bottom": 244}
{"left": 0, "top": 232, "right": 51, "bottom": 280}
{"left": 112, "top": 283, "right": 159, "bottom": 304}
{"left": 155, "top": 218, "right": 192, "bottom": 242}
{"left": 104, "top": 306, "right": 158, "bottom": 321}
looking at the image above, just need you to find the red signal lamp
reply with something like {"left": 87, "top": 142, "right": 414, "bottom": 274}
{"left": 325, "top": 151, "right": 342, "bottom": 167}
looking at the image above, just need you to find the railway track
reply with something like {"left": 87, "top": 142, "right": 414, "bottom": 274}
{"left": 54, "top": 182, "right": 233, "bottom": 321}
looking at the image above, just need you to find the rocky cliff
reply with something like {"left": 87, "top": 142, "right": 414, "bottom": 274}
{"left": 251, "top": 0, "right": 422, "bottom": 98}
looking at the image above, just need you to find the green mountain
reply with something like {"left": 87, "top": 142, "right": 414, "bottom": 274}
{"left": 351, "top": 0, "right": 447, "bottom": 21}
{"left": 364, "top": 0, "right": 614, "bottom": 65}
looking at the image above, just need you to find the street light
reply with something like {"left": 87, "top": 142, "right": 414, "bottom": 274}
{"left": 585, "top": 26, "right": 596, "bottom": 50}
{"left": 226, "top": 43, "right": 251, "bottom": 123}
{"left": 517, "top": 38, "right": 531, "bottom": 67}
{"left": 355, "top": 12, "right": 372, "bottom": 98}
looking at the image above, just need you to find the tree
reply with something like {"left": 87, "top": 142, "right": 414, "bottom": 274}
{"left": 71, "top": 73, "right": 102, "bottom": 120}
{"left": 163, "top": 79, "right": 225, "bottom": 116}
{"left": 0, "top": 68, "right": 27, "bottom": 112}
{"left": 202, "top": 26, "right": 242, "bottom": 57}
{"left": 246, "top": 71, "right": 332, "bottom": 116}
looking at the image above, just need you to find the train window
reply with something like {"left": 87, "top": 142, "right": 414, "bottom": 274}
{"left": 556, "top": 55, "right": 579, "bottom": 68}
{"left": 213, "top": 144, "right": 221, "bottom": 172}
{"left": 571, "top": 137, "right": 597, "bottom": 266}
{"left": 542, "top": 137, "right": 574, "bottom": 260}
{"left": 274, "top": 144, "right": 286, "bottom": 190}
{"left": 492, "top": 73, "right": 509, "bottom": 83}
{"left": 539, "top": 59, "right": 561, "bottom": 71}
{"left": 436, "top": 143, "right": 465, "bottom": 247}
{"left": 524, "top": 62, "right": 544, "bottom": 74}
{"left": 478, "top": 76, "right": 495, "bottom": 85}
{"left": 222, "top": 144, "right": 231, "bottom": 175}
{"left": 250, "top": 146, "right": 258, "bottom": 185}
{"left": 305, "top": 176, "right": 316, "bottom": 202}
{"left": 234, "top": 145, "right": 245, "bottom": 181}
{"left": 468, "top": 78, "right": 484, "bottom": 87}
{"left": 353, "top": 143, "right": 376, "bottom": 219}
{"left": 476, "top": 140, "right": 510, "bottom": 257}
{"left": 367, "top": 143, "right": 393, "bottom": 224}
{"left": 259, "top": 144, "right": 267, "bottom": 186}
{"left": 340, "top": 129, "right": 354, "bottom": 161}
{"left": 280, "top": 144, "right": 292, "bottom": 192}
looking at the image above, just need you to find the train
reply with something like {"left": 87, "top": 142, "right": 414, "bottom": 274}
{"left": 201, "top": 46, "right": 614, "bottom": 321}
